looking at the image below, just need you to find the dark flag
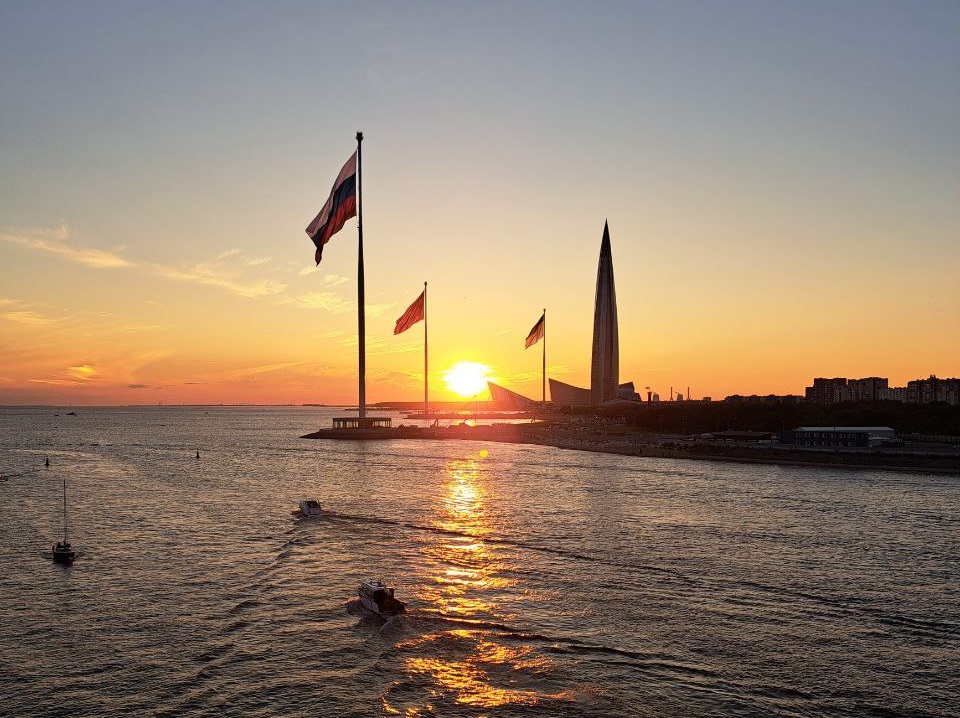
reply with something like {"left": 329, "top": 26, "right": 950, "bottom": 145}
{"left": 525, "top": 312, "right": 545, "bottom": 348}
{"left": 305, "top": 151, "right": 357, "bottom": 264}
{"left": 394, "top": 290, "right": 425, "bottom": 335}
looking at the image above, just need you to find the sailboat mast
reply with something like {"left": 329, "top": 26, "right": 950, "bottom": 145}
{"left": 63, "top": 476, "right": 68, "bottom": 544}
{"left": 356, "top": 130, "right": 366, "bottom": 420}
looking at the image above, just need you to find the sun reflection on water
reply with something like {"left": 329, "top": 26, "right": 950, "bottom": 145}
{"left": 390, "top": 628, "right": 570, "bottom": 713}
{"left": 390, "top": 452, "right": 569, "bottom": 711}
{"left": 417, "top": 455, "right": 511, "bottom": 617}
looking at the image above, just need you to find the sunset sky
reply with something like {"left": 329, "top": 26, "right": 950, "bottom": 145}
{"left": 1, "top": 1, "right": 957, "bottom": 406}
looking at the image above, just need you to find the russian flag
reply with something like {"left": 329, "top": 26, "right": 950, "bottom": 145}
{"left": 305, "top": 150, "right": 357, "bottom": 264}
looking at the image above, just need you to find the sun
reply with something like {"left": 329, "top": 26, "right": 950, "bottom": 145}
{"left": 443, "top": 361, "right": 494, "bottom": 398}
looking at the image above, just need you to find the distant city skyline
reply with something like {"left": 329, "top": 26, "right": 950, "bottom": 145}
{"left": 1, "top": 1, "right": 957, "bottom": 405}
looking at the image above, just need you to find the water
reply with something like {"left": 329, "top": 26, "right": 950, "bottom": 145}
{"left": 1, "top": 406, "right": 957, "bottom": 717}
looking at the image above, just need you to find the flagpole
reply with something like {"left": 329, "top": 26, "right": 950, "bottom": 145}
{"left": 541, "top": 308, "right": 546, "bottom": 408}
{"left": 356, "top": 131, "right": 366, "bottom": 421}
{"left": 423, "top": 281, "right": 428, "bottom": 421}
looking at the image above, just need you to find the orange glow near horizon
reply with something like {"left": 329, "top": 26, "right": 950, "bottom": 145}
{"left": 1, "top": 210, "right": 956, "bottom": 408}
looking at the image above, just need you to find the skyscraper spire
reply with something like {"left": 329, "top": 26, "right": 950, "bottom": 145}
{"left": 590, "top": 220, "right": 619, "bottom": 405}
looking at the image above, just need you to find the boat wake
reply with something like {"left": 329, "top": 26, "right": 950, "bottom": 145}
{"left": 306, "top": 512, "right": 960, "bottom": 644}
{"left": 0, "top": 468, "right": 42, "bottom": 481}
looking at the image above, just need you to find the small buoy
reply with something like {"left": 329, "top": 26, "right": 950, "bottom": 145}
{"left": 45, "top": 456, "right": 50, "bottom": 468}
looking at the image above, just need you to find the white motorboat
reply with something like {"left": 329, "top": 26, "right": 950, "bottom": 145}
{"left": 358, "top": 578, "right": 406, "bottom": 617}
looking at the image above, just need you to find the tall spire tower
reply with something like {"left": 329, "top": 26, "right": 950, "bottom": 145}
{"left": 590, "top": 221, "right": 619, "bottom": 405}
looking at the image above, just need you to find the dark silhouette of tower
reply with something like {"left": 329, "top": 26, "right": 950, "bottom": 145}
{"left": 590, "top": 221, "right": 619, "bottom": 405}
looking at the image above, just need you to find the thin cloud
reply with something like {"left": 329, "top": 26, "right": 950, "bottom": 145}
{"left": 3, "top": 226, "right": 288, "bottom": 300}
{"left": 193, "top": 361, "right": 306, "bottom": 383}
{"left": 117, "top": 323, "right": 171, "bottom": 333}
{"left": 502, "top": 370, "right": 540, "bottom": 384}
{"left": 290, "top": 291, "right": 352, "bottom": 313}
{"left": 372, "top": 369, "right": 424, "bottom": 387}
{"left": 369, "top": 342, "right": 421, "bottom": 357}
{"left": 0, "top": 298, "right": 61, "bottom": 325}
{"left": 366, "top": 302, "right": 394, "bottom": 318}
{"left": 0, "top": 227, "right": 132, "bottom": 269}
{"left": 114, "top": 350, "right": 173, "bottom": 384}
{"left": 68, "top": 364, "right": 99, "bottom": 381}
{"left": 337, "top": 335, "right": 418, "bottom": 357}
{"left": 27, "top": 363, "right": 101, "bottom": 386}
{"left": 1, "top": 310, "right": 57, "bottom": 325}
{"left": 28, "top": 379, "right": 82, "bottom": 387}
{"left": 148, "top": 259, "right": 287, "bottom": 299}
{"left": 500, "top": 365, "right": 571, "bottom": 385}
{"left": 327, "top": 331, "right": 419, "bottom": 356}
{"left": 323, "top": 274, "right": 350, "bottom": 288}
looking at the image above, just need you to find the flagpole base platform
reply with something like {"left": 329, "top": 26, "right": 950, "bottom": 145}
{"left": 331, "top": 417, "right": 393, "bottom": 430}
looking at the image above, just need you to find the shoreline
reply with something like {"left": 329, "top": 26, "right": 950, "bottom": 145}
{"left": 301, "top": 425, "right": 960, "bottom": 476}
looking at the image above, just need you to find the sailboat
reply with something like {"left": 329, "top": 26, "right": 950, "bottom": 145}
{"left": 52, "top": 475, "right": 76, "bottom": 565}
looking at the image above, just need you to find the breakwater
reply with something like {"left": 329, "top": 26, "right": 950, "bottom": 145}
{"left": 302, "top": 423, "right": 960, "bottom": 474}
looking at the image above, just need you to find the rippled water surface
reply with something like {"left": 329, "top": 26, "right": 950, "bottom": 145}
{"left": 1, "top": 407, "right": 957, "bottom": 717}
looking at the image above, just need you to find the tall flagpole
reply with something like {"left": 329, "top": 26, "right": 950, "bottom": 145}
{"left": 424, "top": 281, "right": 428, "bottom": 421}
{"left": 542, "top": 308, "right": 546, "bottom": 408}
{"left": 356, "top": 131, "right": 366, "bottom": 420}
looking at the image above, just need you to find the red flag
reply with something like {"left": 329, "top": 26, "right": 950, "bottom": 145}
{"left": 525, "top": 312, "right": 545, "bottom": 348}
{"left": 394, "top": 290, "right": 425, "bottom": 335}
{"left": 305, "top": 151, "right": 357, "bottom": 264}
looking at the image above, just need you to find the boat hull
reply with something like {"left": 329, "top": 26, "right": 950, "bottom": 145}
{"left": 358, "top": 581, "right": 406, "bottom": 617}
{"left": 52, "top": 543, "right": 75, "bottom": 565}
{"left": 293, "top": 509, "right": 333, "bottom": 518}
{"left": 359, "top": 595, "right": 382, "bottom": 614}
